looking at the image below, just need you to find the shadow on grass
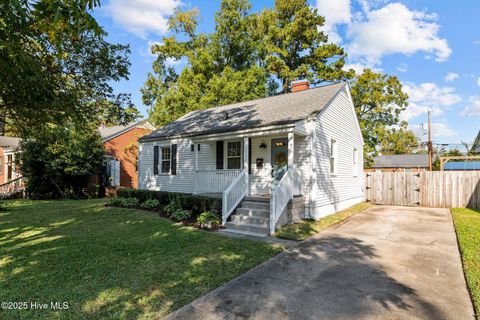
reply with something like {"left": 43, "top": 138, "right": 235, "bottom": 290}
{"left": 0, "top": 199, "right": 280, "bottom": 320}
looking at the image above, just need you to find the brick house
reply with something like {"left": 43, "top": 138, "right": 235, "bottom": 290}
{"left": 100, "top": 120, "right": 155, "bottom": 188}
{"left": 0, "top": 136, "right": 21, "bottom": 185}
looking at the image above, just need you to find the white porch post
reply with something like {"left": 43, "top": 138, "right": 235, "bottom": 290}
{"left": 243, "top": 137, "right": 249, "bottom": 194}
{"left": 194, "top": 143, "right": 199, "bottom": 193}
{"left": 288, "top": 132, "right": 294, "bottom": 169}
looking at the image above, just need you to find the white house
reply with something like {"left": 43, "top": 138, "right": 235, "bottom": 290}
{"left": 138, "top": 81, "right": 364, "bottom": 236}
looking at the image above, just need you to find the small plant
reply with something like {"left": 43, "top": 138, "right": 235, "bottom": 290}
{"left": 170, "top": 209, "right": 192, "bottom": 222}
{"left": 108, "top": 197, "right": 124, "bottom": 206}
{"left": 121, "top": 197, "right": 140, "bottom": 208}
{"left": 197, "top": 211, "right": 221, "bottom": 229}
{"left": 140, "top": 199, "right": 160, "bottom": 210}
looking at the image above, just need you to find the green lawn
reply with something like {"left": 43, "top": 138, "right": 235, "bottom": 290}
{"left": 452, "top": 208, "right": 480, "bottom": 319}
{"left": 275, "top": 202, "right": 372, "bottom": 241}
{"left": 0, "top": 199, "right": 282, "bottom": 320}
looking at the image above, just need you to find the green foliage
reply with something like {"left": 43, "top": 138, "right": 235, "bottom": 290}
{"left": 143, "top": 0, "right": 352, "bottom": 126}
{"left": 0, "top": 0, "right": 139, "bottom": 136}
{"left": 379, "top": 127, "right": 420, "bottom": 155}
{"left": 197, "top": 211, "right": 222, "bottom": 228}
{"left": 170, "top": 209, "right": 192, "bottom": 222}
{"left": 140, "top": 199, "right": 160, "bottom": 210}
{"left": 350, "top": 69, "right": 409, "bottom": 165}
{"left": 116, "top": 189, "right": 221, "bottom": 216}
{"left": 108, "top": 197, "right": 140, "bottom": 208}
{"left": 18, "top": 123, "right": 104, "bottom": 199}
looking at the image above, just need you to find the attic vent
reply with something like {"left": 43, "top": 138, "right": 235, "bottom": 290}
{"left": 224, "top": 112, "right": 229, "bottom": 120}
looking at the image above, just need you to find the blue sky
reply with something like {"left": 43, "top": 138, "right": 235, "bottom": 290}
{"left": 93, "top": 0, "right": 480, "bottom": 150}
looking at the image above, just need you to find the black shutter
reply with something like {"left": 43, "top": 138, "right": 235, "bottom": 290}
{"left": 171, "top": 144, "right": 177, "bottom": 175}
{"left": 216, "top": 141, "right": 224, "bottom": 169}
{"left": 248, "top": 138, "right": 252, "bottom": 174}
{"left": 153, "top": 146, "right": 159, "bottom": 175}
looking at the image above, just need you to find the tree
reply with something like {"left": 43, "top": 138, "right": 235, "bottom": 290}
{"left": 350, "top": 69, "right": 409, "bottom": 164}
{"left": 19, "top": 123, "right": 104, "bottom": 199}
{"left": 0, "top": 0, "right": 138, "bottom": 137}
{"left": 258, "top": 0, "right": 353, "bottom": 93}
{"left": 143, "top": 0, "right": 352, "bottom": 126}
{"left": 379, "top": 127, "right": 419, "bottom": 155}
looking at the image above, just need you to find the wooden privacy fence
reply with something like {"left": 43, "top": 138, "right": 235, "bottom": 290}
{"left": 364, "top": 171, "right": 480, "bottom": 209}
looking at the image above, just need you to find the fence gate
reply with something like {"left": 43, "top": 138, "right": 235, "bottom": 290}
{"left": 364, "top": 171, "right": 480, "bottom": 209}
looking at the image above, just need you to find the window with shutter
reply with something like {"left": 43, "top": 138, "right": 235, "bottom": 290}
{"left": 153, "top": 146, "right": 159, "bottom": 175}
{"left": 171, "top": 144, "right": 177, "bottom": 175}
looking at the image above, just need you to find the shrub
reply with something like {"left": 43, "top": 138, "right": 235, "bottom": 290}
{"left": 170, "top": 209, "right": 192, "bottom": 222}
{"left": 140, "top": 199, "right": 160, "bottom": 210}
{"left": 117, "top": 189, "right": 221, "bottom": 217}
{"left": 107, "top": 197, "right": 124, "bottom": 206}
{"left": 197, "top": 211, "right": 221, "bottom": 229}
{"left": 108, "top": 197, "right": 140, "bottom": 208}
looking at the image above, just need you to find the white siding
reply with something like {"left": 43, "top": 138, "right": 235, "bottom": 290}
{"left": 138, "top": 138, "right": 196, "bottom": 193}
{"left": 309, "top": 88, "right": 364, "bottom": 219}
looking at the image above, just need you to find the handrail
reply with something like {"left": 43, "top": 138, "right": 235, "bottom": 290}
{"left": 0, "top": 176, "right": 25, "bottom": 197}
{"left": 195, "top": 169, "right": 242, "bottom": 193}
{"left": 222, "top": 169, "right": 248, "bottom": 225}
{"left": 269, "top": 168, "right": 302, "bottom": 234}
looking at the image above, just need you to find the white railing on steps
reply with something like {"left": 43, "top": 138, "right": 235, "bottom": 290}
{"left": 270, "top": 168, "right": 302, "bottom": 235}
{"left": 222, "top": 169, "right": 248, "bottom": 225}
{"left": 196, "top": 169, "right": 243, "bottom": 193}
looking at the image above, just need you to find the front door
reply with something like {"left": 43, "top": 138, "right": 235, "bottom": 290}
{"left": 271, "top": 138, "right": 288, "bottom": 188}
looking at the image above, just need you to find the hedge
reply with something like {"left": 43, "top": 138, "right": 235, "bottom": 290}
{"left": 116, "top": 189, "right": 221, "bottom": 216}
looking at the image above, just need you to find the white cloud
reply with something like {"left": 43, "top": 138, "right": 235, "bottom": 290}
{"left": 316, "top": 0, "right": 351, "bottom": 43}
{"left": 410, "top": 122, "right": 458, "bottom": 138}
{"left": 397, "top": 63, "right": 408, "bottom": 72}
{"left": 346, "top": 3, "right": 451, "bottom": 65}
{"left": 444, "top": 72, "right": 459, "bottom": 82}
{"left": 343, "top": 62, "right": 382, "bottom": 74}
{"left": 105, "top": 0, "right": 181, "bottom": 38}
{"left": 400, "top": 82, "right": 462, "bottom": 121}
{"left": 477, "top": 77, "right": 480, "bottom": 87}
{"left": 461, "top": 97, "right": 480, "bottom": 117}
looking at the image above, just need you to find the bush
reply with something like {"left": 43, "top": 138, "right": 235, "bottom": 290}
{"left": 170, "top": 209, "right": 192, "bottom": 222}
{"left": 117, "top": 189, "right": 221, "bottom": 217}
{"left": 197, "top": 211, "right": 221, "bottom": 229}
{"left": 108, "top": 197, "right": 140, "bottom": 208}
{"left": 140, "top": 199, "right": 160, "bottom": 210}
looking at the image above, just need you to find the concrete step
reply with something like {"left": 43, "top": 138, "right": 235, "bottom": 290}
{"left": 240, "top": 201, "right": 270, "bottom": 210}
{"left": 230, "top": 214, "right": 269, "bottom": 226}
{"left": 243, "top": 196, "right": 270, "bottom": 202}
{"left": 225, "top": 222, "right": 269, "bottom": 236}
{"left": 219, "top": 228, "right": 268, "bottom": 238}
{"left": 235, "top": 208, "right": 270, "bottom": 218}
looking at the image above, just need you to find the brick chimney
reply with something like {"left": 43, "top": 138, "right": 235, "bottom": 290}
{"left": 291, "top": 79, "right": 310, "bottom": 92}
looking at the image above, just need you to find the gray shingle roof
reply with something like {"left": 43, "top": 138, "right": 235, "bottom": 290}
{"left": 141, "top": 82, "right": 347, "bottom": 140}
{"left": 372, "top": 154, "right": 429, "bottom": 168}
{"left": 100, "top": 120, "right": 153, "bottom": 142}
{"left": 0, "top": 136, "right": 21, "bottom": 149}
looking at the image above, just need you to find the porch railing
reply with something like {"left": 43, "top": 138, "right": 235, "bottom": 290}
{"left": 195, "top": 169, "right": 242, "bottom": 193}
{"left": 0, "top": 176, "right": 25, "bottom": 198}
{"left": 269, "top": 168, "right": 302, "bottom": 235}
{"left": 222, "top": 169, "right": 248, "bottom": 225}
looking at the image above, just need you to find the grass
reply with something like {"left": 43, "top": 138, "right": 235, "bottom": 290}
{"left": 452, "top": 208, "right": 480, "bottom": 319}
{"left": 275, "top": 202, "right": 372, "bottom": 241}
{"left": 0, "top": 199, "right": 282, "bottom": 320}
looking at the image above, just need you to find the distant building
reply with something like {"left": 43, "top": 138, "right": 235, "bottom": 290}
{"left": 0, "top": 136, "right": 21, "bottom": 184}
{"left": 365, "top": 154, "right": 429, "bottom": 172}
{"left": 471, "top": 130, "right": 480, "bottom": 154}
{"left": 444, "top": 161, "right": 480, "bottom": 171}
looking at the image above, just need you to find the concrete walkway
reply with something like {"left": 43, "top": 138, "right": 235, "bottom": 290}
{"left": 165, "top": 206, "right": 475, "bottom": 320}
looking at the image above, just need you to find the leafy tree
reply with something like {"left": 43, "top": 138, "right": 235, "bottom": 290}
{"left": 18, "top": 123, "right": 104, "bottom": 199}
{"left": 350, "top": 69, "right": 409, "bottom": 164}
{"left": 258, "top": 0, "right": 353, "bottom": 92}
{"left": 379, "top": 126, "right": 420, "bottom": 155}
{"left": 0, "top": 0, "right": 138, "bottom": 137}
{"left": 143, "top": 0, "right": 352, "bottom": 126}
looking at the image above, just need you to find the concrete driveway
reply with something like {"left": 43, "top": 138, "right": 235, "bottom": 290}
{"left": 165, "top": 206, "right": 475, "bottom": 320}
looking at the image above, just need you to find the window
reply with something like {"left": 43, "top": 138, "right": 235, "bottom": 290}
{"left": 353, "top": 148, "right": 358, "bottom": 176}
{"left": 330, "top": 139, "right": 337, "bottom": 175}
{"left": 161, "top": 147, "right": 171, "bottom": 173}
{"left": 227, "top": 141, "right": 242, "bottom": 169}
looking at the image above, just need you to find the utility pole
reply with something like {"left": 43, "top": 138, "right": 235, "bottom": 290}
{"left": 428, "top": 111, "right": 433, "bottom": 171}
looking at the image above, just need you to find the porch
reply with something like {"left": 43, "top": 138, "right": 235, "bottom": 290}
{"left": 192, "top": 128, "right": 306, "bottom": 235}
